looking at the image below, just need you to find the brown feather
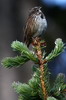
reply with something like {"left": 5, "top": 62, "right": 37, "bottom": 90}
{"left": 24, "top": 15, "right": 38, "bottom": 47}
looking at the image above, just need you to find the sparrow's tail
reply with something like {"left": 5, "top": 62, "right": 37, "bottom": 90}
{"left": 23, "top": 35, "right": 30, "bottom": 47}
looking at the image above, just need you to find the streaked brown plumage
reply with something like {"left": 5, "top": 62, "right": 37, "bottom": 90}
{"left": 24, "top": 6, "right": 47, "bottom": 47}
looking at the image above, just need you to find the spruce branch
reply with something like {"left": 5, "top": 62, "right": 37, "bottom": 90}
{"left": 2, "top": 41, "right": 39, "bottom": 68}
{"left": 11, "top": 40, "right": 38, "bottom": 63}
{"left": 12, "top": 82, "right": 32, "bottom": 94}
{"left": 2, "top": 56, "right": 29, "bottom": 68}
{"left": 45, "top": 38, "right": 65, "bottom": 61}
{"left": 50, "top": 73, "right": 66, "bottom": 99}
{"left": 12, "top": 66, "right": 49, "bottom": 100}
{"left": 12, "top": 70, "right": 42, "bottom": 100}
{"left": 32, "top": 37, "right": 49, "bottom": 100}
{"left": 47, "top": 97, "right": 57, "bottom": 100}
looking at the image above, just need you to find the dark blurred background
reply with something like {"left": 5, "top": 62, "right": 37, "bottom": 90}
{"left": 0, "top": 0, "right": 66, "bottom": 100}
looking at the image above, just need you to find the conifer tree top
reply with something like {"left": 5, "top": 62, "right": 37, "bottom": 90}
{"left": 2, "top": 38, "right": 66, "bottom": 100}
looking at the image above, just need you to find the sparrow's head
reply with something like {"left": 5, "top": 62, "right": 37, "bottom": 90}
{"left": 29, "top": 6, "right": 42, "bottom": 16}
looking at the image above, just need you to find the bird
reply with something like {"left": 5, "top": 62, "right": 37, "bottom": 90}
{"left": 24, "top": 6, "right": 47, "bottom": 47}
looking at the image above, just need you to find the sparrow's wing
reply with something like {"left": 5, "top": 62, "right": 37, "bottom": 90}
{"left": 24, "top": 16, "right": 38, "bottom": 47}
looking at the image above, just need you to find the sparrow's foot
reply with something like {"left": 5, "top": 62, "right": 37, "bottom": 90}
{"left": 32, "top": 37, "right": 46, "bottom": 47}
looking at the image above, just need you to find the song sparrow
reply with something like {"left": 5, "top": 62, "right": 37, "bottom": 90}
{"left": 24, "top": 6, "right": 47, "bottom": 47}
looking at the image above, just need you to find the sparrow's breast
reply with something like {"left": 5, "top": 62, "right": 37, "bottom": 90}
{"left": 33, "top": 14, "right": 47, "bottom": 37}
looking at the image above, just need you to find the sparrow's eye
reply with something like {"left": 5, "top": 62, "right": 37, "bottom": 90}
{"left": 36, "top": 9, "right": 39, "bottom": 12}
